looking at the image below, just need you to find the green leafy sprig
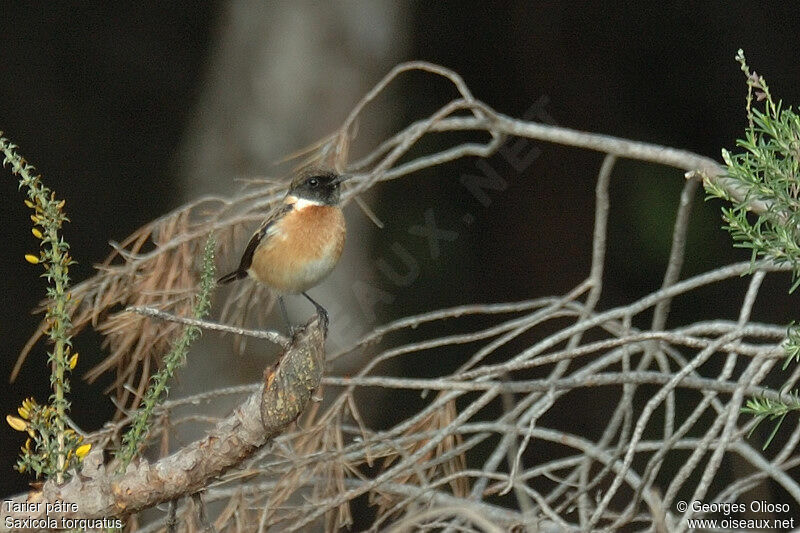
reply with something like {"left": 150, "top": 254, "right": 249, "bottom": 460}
{"left": 1, "top": 133, "right": 82, "bottom": 482}
{"left": 115, "top": 236, "right": 216, "bottom": 471}
{"left": 705, "top": 51, "right": 800, "bottom": 448}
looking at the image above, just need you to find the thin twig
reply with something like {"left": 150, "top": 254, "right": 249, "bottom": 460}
{"left": 126, "top": 305, "right": 290, "bottom": 347}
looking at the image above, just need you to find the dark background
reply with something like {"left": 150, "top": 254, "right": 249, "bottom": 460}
{"left": 2, "top": 0, "right": 799, "bottom": 513}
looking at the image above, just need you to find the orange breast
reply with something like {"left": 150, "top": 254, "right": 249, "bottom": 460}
{"left": 248, "top": 205, "right": 345, "bottom": 293}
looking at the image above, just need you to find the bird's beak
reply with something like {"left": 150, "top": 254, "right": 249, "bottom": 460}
{"left": 332, "top": 174, "right": 350, "bottom": 185}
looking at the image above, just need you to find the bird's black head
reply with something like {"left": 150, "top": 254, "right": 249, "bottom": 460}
{"left": 288, "top": 169, "right": 345, "bottom": 206}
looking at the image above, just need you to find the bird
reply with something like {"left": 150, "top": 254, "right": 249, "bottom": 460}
{"left": 218, "top": 168, "right": 347, "bottom": 329}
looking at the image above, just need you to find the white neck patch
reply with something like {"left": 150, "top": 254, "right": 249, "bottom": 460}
{"left": 287, "top": 196, "right": 324, "bottom": 210}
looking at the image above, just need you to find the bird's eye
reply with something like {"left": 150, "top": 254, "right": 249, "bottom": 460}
{"left": 308, "top": 177, "right": 319, "bottom": 188}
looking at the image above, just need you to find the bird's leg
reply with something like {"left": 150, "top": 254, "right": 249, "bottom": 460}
{"left": 278, "top": 295, "right": 294, "bottom": 333}
{"left": 302, "top": 292, "right": 329, "bottom": 328}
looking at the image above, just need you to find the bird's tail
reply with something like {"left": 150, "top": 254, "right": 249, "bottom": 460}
{"left": 218, "top": 270, "right": 247, "bottom": 284}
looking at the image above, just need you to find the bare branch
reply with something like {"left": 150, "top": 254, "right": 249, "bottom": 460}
{"left": 126, "top": 305, "right": 290, "bottom": 347}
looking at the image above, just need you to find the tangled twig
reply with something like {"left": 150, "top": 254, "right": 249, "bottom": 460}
{"left": 6, "top": 62, "right": 798, "bottom": 532}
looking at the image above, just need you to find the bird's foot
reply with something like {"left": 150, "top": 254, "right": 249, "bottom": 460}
{"left": 312, "top": 304, "right": 329, "bottom": 331}
{"left": 301, "top": 292, "right": 329, "bottom": 331}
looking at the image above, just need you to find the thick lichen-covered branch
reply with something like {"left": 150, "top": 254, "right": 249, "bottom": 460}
{"left": 0, "top": 314, "right": 327, "bottom": 525}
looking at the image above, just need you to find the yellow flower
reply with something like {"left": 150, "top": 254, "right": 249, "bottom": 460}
{"left": 6, "top": 415, "right": 28, "bottom": 432}
{"left": 17, "top": 405, "right": 30, "bottom": 419}
{"left": 31, "top": 228, "right": 43, "bottom": 239}
{"left": 75, "top": 443, "right": 91, "bottom": 459}
{"left": 24, "top": 254, "right": 40, "bottom": 264}
{"left": 22, "top": 397, "right": 37, "bottom": 411}
{"left": 30, "top": 214, "right": 40, "bottom": 224}
{"left": 24, "top": 199, "right": 34, "bottom": 208}
{"left": 68, "top": 353, "right": 79, "bottom": 370}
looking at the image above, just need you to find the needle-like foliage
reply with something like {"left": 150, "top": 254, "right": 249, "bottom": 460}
{"left": 705, "top": 50, "right": 800, "bottom": 449}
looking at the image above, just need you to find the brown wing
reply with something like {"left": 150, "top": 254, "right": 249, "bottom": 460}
{"left": 218, "top": 203, "right": 293, "bottom": 284}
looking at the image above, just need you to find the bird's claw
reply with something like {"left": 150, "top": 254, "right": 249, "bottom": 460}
{"left": 314, "top": 305, "right": 329, "bottom": 331}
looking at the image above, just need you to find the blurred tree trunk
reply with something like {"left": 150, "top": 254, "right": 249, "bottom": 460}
{"left": 171, "top": 1, "right": 408, "bottom": 401}
{"left": 176, "top": 1, "right": 407, "bottom": 190}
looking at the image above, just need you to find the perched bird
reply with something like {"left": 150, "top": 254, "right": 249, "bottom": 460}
{"left": 218, "top": 169, "right": 347, "bottom": 328}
